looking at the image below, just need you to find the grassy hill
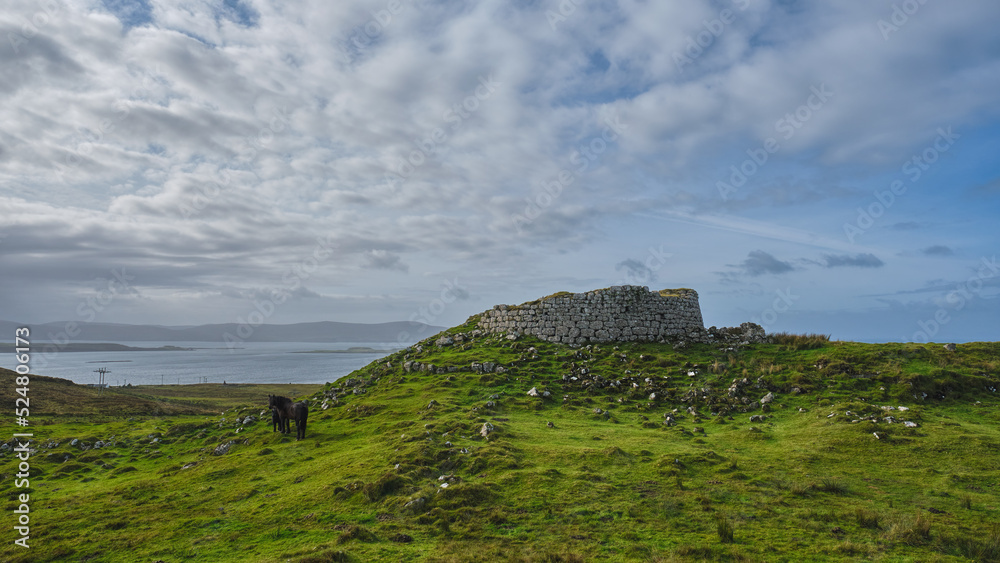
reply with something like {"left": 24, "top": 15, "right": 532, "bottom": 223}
{"left": 2, "top": 317, "right": 999, "bottom": 562}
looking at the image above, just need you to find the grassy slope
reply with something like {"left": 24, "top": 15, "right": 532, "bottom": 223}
{"left": 2, "top": 319, "right": 999, "bottom": 562}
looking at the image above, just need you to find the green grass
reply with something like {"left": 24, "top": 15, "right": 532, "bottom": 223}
{"left": 2, "top": 324, "right": 1000, "bottom": 562}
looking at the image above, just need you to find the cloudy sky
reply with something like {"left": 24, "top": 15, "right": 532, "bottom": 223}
{"left": 2, "top": 0, "right": 998, "bottom": 343}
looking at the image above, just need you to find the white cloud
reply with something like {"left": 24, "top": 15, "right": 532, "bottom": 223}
{"left": 1, "top": 0, "right": 998, "bottom": 340}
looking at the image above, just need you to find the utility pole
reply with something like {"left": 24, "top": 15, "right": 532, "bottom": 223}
{"left": 93, "top": 368, "right": 109, "bottom": 396}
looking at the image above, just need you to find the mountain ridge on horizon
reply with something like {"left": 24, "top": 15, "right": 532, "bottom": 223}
{"left": 0, "top": 319, "right": 447, "bottom": 343}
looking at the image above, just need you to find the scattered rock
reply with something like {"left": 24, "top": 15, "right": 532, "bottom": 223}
{"left": 760, "top": 392, "right": 774, "bottom": 405}
{"left": 436, "top": 335, "right": 455, "bottom": 347}
{"left": 527, "top": 387, "right": 539, "bottom": 397}
{"left": 749, "top": 415, "right": 766, "bottom": 423}
{"left": 904, "top": 421, "right": 918, "bottom": 428}
{"left": 943, "top": 343, "right": 957, "bottom": 351}
{"left": 546, "top": 421, "right": 554, "bottom": 428}
{"left": 403, "top": 498, "right": 426, "bottom": 511}
{"left": 427, "top": 400, "right": 439, "bottom": 409}
{"left": 213, "top": 441, "right": 234, "bottom": 456}
{"left": 480, "top": 422, "right": 494, "bottom": 438}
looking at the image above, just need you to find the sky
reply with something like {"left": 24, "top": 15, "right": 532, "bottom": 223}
{"left": 1, "top": 0, "right": 999, "bottom": 344}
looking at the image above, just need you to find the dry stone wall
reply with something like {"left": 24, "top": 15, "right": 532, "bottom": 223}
{"left": 478, "top": 286, "right": 709, "bottom": 345}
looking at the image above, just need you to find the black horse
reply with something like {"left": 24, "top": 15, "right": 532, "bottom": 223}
{"left": 292, "top": 401, "right": 308, "bottom": 440}
{"left": 268, "top": 394, "right": 294, "bottom": 434}
{"left": 270, "top": 406, "right": 285, "bottom": 433}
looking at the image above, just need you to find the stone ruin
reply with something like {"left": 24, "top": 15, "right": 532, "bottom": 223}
{"left": 477, "top": 285, "right": 765, "bottom": 346}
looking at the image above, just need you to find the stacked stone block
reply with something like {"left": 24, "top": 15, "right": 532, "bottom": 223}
{"left": 477, "top": 286, "right": 708, "bottom": 345}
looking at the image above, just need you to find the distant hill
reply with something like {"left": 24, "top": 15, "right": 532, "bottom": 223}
{"left": 0, "top": 319, "right": 446, "bottom": 343}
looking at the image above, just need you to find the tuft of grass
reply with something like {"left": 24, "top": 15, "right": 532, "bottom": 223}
{"left": 716, "top": 514, "right": 735, "bottom": 544}
{"left": 883, "top": 513, "right": 932, "bottom": 545}
{"left": 769, "top": 332, "right": 831, "bottom": 350}
{"left": 835, "top": 540, "right": 873, "bottom": 556}
{"left": 814, "top": 478, "right": 850, "bottom": 495}
{"left": 855, "top": 508, "right": 881, "bottom": 529}
{"left": 789, "top": 482, "right": 811, "bottom": 497}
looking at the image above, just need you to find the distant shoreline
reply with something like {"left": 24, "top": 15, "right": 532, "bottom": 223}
{"left": 290, "top": 347, "right": 398, "bottom": 354}
{"left": 0, "top": 343, "right": 197, "bottom": 353}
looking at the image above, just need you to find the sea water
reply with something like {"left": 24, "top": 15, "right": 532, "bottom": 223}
{"left": 1, "top": 341, "right": 397, "bottom": 386}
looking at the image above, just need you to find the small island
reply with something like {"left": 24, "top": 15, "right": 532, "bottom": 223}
{"left": 290, "top": 347, "right": 397, "bottom": 354}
